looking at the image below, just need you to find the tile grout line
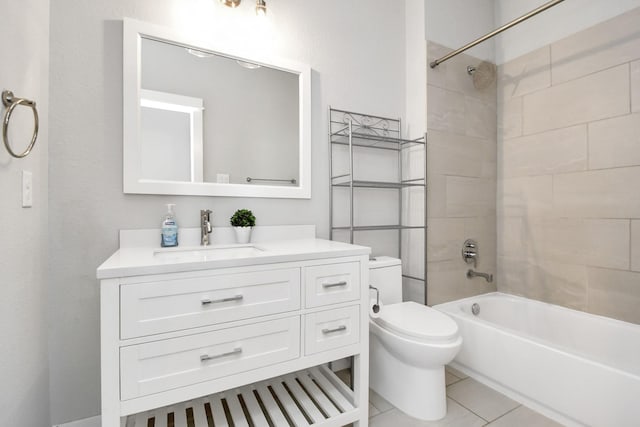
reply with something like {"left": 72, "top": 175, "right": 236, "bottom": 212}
{"left": 446, "top": 392, "right": 491, "bottom": 423}
{"left": 446, "top": 376, "right": 464, "bottom": 387}
{"left": 483, "top": 404, "right": 523, "bottom": 426}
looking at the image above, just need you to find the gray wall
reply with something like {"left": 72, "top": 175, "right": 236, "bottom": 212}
{"left": 0, "top": 0, "right": 50, "bottom": 426}
{"left": 48, "top": 0, "right": 408, "bottom": 423}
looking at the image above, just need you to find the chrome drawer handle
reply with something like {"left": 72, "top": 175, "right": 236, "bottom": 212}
{"left": 322, "top": 325, "right": 347, "bottom": 334}
{"left": 201, "top": 295, "right": 243, "bottom": 305}
{"left": 322, "top": 281, "right": 347, "bottom": 288}
{"left": 200, "top": 347, "right": 242, "bottom": 362}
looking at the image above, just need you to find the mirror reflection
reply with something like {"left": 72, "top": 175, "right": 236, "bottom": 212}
{"left": 139, "top": 37, "right": 300, "bottom": 186}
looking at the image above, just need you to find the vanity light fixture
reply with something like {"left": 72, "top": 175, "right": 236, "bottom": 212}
{"left": 219, "top": 0, "right": 267, "bottom": 16}
{"left": 255, "top": 0, "right": 267, "bottom": 16}
{"left": 219, "top": 0, "right": 241, "bottom": 8}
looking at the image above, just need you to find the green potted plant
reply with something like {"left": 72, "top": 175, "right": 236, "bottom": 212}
{"left": 230, "top": 209, "right": 256, "bottom": 244}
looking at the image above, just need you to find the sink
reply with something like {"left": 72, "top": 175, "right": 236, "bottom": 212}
{"left": 153, "top": 244, "right": 265, "bottom": 262}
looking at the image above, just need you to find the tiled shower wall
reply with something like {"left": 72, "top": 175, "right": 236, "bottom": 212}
{"left": 426, "top": 41, "right": 498, "bottom": 305}
{"left": 497, "top": 8, "right": 640, "bottom": 324}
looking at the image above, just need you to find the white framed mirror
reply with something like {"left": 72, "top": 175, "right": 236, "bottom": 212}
{"left": 123, "top": 18, "right": 311, "bottom": 198}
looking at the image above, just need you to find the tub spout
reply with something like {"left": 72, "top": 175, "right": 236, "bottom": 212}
{"left": 467, "top": 269, "right": 493, "bottom": 283}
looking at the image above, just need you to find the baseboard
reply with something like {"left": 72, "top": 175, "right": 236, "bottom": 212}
{"left": 54, "top": 415, "right": 100, "bottom": 427}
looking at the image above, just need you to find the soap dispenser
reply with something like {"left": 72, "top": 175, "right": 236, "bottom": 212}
{"left": 161, "top": 203, "right": 178, "bottom": 247}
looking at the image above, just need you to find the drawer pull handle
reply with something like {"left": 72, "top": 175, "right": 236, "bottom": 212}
{"left": 200, "top": 347, "right": 242, "bottom": 362}
{"left": 322, "top": 281, "right": 347, "bottom": 288}
{"left": 322, "top": 325, "right": 347, "bottom": 334}
{"left": 201, "top": 295, "right": 243, "bottom": 305}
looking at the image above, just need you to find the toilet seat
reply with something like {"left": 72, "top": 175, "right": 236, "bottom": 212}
{"left": 373, "top": 301, "right": 459, "bottom": 343}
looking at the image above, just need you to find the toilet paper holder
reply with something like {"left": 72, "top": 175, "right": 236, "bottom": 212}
{"left": 369, "top": 285, "right": 380, "bottom": 313}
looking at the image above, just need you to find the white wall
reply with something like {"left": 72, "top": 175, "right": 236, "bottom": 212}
{"left": 0, "top": 1, "right": 50, "bottom": 426}
{"left": 405, "top": 0, "right": 427, "bottom": 139}
{"left": 425, "top": 0, "right": 495, "bottom": 62}
{"left": 495, "top": 0, "right": 640, "bottom": 64}
{"left": 48, "top": 0, "right": 408, "bottom": 423}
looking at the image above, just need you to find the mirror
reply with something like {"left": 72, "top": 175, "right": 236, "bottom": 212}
{"left": 123, "top": 19, "right": 311, "bottom": 198}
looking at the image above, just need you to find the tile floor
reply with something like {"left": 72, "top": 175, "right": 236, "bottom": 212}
{"left": 348, "top": 366, "right": 563, "bottom": 426}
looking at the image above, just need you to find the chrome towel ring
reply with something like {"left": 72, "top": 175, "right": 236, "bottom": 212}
{"left": 2, "top": 90, "right": 39, "bottom": 158}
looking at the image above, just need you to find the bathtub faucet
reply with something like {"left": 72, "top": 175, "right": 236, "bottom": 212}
{"left": 467, "top": 269, "right": 493, "bottom": 283}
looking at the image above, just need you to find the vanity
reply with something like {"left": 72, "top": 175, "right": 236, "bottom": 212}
{"left": 101, "top": 15, "right": 368, "bottom": 426}
{"left": 97, "top": 228, "right": 370, "bottom": 427}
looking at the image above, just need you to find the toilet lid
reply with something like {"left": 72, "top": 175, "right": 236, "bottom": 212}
{"left": 374, "top": 301, "right": 459, "bottom": 343}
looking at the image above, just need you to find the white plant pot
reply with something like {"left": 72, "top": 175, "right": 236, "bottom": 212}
{"left": 234, "top": 226, "right": 253, "bottom": 244}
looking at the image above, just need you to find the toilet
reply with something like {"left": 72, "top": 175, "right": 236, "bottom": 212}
{"left": 369, "top": 256, "right": 462, "bottom": 421}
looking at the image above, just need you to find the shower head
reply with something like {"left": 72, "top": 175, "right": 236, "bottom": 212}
{"left": 467, "top": 61, "right": 496, "bottom": 90}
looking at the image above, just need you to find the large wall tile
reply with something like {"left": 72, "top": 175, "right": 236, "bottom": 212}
{"left": 499, "top": 46, "right": 550, "bottom": 98}
{"left": 632, "top": 221, "right": 640, "bottom": 272}
{"left": 522, "top": 65, "right": 629, "bottom": 135}
{"left": 497, "top": 9, "right": 640, "bottom": 324}
{"left": 632, "top": 60, "right": 640, "bottom": 112}
{"left": 526, "top": 218, "right": 585, "bottom": 265}
{"left": 464, "top": 215, "right": 496, "bottom": 268}
{"left": 587, "top": 268, "right": 640, "bottom": 324}
{"left": 584, "top": 219, "right": 630, "bottom": 270}
{"left": 498, "top": 257, "right": 587, "bottom": 310}
{"left": 427, "top": 260, "right": 495, "bottom": 306}
{"left": 551, "top": 8, "right": 640, "bottom": 84}
{"left": 427, "top": 130, "right": 490, "bottom": 178}
{"left": 427, "top": 218, "right": 466, "bottom": 262}
{"left": 588, "top": 113, "right": 640, "bottom": 169}
{"left": 497, "top": 216, "right": 527, "bottom": 260}
{"left": 446, "top": 176, "right": 495, "bottom": 218}
{"left": 553, "top": 167, "right": 640, "bottom": 218}
{"left": 427, "top": 173, "right": 447, "bottom": 218}
{"left": 499, "top": 175, "right": 553, "bottom": 217}
{"left": 426, "top": 41, "right": 449, "bottom": 91}
{"left": 427, "top": 84, "right": 466, "bottom": 134}
{"left": 503, "top": 125, "right": 587, "bottom": 177}
{"left": 427, "top": 41, "right": 497, "bottom": 305}
{"left": 498, "top": 96, "right": 523, "bottom": 140}
{"left": 428, "top": 41, "right": 496, "bottom": 103}
{"left": 465, "top": 95, "right": 497, "bottom": 139}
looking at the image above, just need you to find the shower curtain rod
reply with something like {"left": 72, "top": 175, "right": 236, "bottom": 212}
{"left": 429, "top": 0, "right": 565, "bottom": 68}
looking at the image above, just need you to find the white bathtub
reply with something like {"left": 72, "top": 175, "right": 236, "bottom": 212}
{"left": 435, "top": 292, "right": 640, "bottom": 427}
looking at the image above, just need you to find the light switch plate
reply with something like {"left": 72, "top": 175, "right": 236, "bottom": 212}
{"left": 22, "top": 170, "right": 33, "bottom": 208}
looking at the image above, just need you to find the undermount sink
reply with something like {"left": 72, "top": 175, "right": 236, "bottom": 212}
{"left": 153, "top": 244, "right": 265, "bottom": 261}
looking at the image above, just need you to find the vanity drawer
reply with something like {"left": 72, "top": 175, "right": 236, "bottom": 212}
{"left": 120, "top": 268, "right": 301, "bottom": 339}
{"left": 304, "top": 262, "right": 360, "bottom": 308}
{"left": 304, "top": 306, "right": 360, "bottom": 355}
{"left": 120, "top": 316, "right": 300, "bottom": 400}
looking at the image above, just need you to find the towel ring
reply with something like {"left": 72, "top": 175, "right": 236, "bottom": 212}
{"left": 2, "top": 90, "right": 39, "bottom": 159}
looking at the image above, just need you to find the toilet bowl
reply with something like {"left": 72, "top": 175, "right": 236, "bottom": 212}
{"left": 369, "top": 257, "right": 462, "bottom": 421}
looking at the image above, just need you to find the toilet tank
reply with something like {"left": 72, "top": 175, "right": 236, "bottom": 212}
{"left": 369, "top": 256, "right": 402, "bottom": 304}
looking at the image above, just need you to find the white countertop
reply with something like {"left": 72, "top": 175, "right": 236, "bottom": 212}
{"left": 96, "top": 238, "right": 370, "bottom": 279}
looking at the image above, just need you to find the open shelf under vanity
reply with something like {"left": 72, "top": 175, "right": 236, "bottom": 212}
{"left": 126, "top": 366, "right": 355, "bottom": 427}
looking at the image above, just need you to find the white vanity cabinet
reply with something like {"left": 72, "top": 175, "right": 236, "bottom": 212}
{"left": 98, "top": 238, "right": 370, "bottom": 427}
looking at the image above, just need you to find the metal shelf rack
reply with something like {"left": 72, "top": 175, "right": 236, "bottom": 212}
{"left": 328, "top": 107, "right": 427, "bottom": 303}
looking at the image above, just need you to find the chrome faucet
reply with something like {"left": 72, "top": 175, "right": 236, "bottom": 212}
{"left": 467, "top": 269, "right": 493, "bottom": 283}
{"left": 200, "top": 209, "right": 213, "bottom": 246}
